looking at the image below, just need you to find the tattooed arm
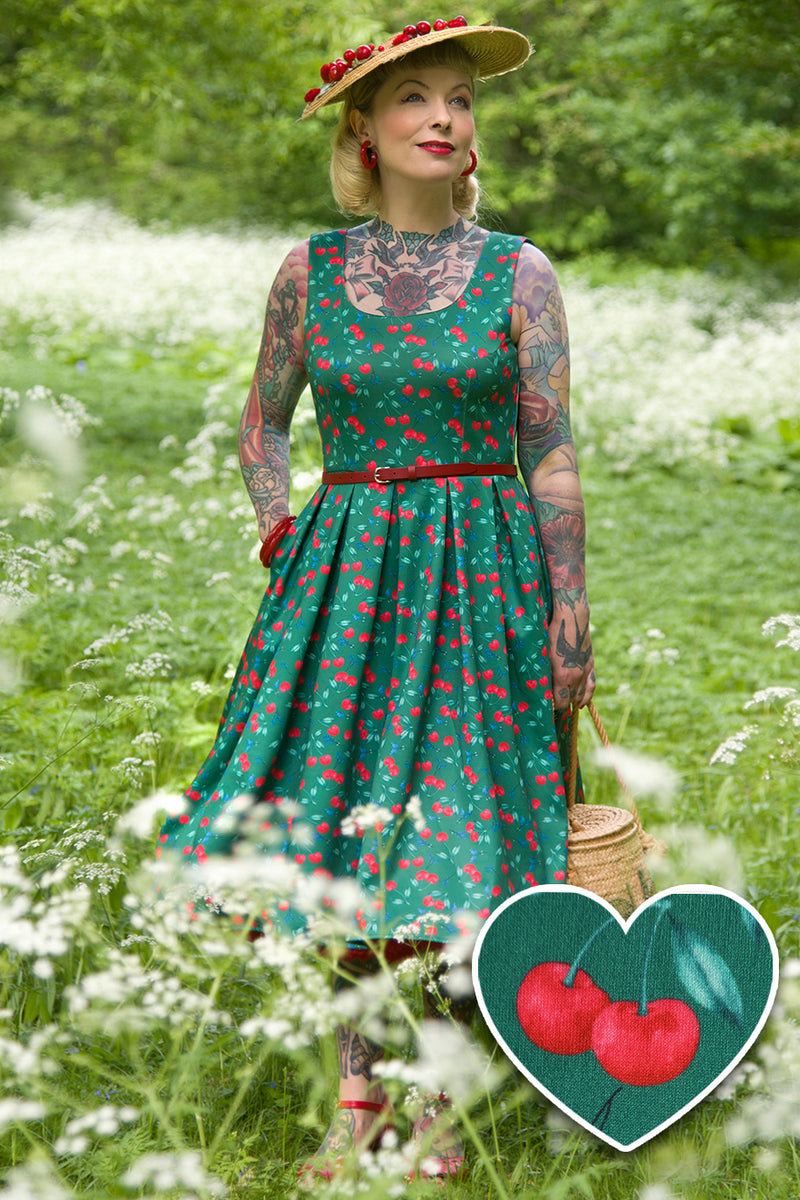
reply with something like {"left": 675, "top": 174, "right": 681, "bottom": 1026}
{"left": 512, "top": 243, "right": 596, "bottom": 710}
{"left": 239, "top": 240, "right": 309, "bottom": 540}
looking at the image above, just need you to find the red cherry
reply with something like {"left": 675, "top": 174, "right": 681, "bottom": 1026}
{"left": 448, "top": 15, "right": 468, "bottom": 27}
{"left": 516, "top": 961, "right": 611, "bottom": 1055}
{"left": 320, "top": 63, "right": 331, "bottom": 82}
{"left": 304, "top": 87, "right": 322, "bottom": 103}
{"left": 591, "top": 998, "right": 700, "bottom": 1086}
{"left": 404, "top": 24, "right": 419, "bottom": 37}
{"left": 356, "top": 44, "right": 372, "bottom": 60}
{"left": 343, "top": 48, "right": 356, "bottom": 63}
{"left": 416, "top": 20, "right": 432, "bottom": 34}
{"left": 393, "top": 32, "right": 409, "bottom": 45}
{"left": 433, "top": 19, "right": 447, "bottom": 31}
{"left": 327, "top": 63, "right": 341, "bottom": 81}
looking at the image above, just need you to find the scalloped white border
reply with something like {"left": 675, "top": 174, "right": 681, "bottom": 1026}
{"left": 472, "top": 884, "right": 780, "bottom": 1152}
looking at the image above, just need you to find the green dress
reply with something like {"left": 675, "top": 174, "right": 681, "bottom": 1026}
{"left": 157, "top": 228, "right": 575, "bottom": 943}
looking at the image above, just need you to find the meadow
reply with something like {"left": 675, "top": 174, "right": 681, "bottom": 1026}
{"left": 1, "top": 197, "right": 799, "bottom": 1200}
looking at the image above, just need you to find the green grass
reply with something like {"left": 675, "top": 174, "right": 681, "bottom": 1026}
{"left": 1, "top": 309, "right": 799, "bottom": 1199}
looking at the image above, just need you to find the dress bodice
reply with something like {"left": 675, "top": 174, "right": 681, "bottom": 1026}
{"left": 303, "top": 229, "right": 525, "bottom": 473}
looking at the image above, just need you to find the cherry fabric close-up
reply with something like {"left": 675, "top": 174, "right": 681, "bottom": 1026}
{"left": 472, "top": 885, "right": 778, "bottom": 1151}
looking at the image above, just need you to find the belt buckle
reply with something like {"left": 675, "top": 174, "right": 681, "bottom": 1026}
{"left": 373, "top": 465, "right": 387, "bottom": 484}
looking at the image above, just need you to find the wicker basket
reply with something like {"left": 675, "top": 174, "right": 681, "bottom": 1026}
{"left": 566, "top": 702, "right": 666, "bottom": 917}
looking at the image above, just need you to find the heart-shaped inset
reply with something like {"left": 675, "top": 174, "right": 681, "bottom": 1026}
{"left": 473, "top": 885, "right": 778, "bottom": 1151}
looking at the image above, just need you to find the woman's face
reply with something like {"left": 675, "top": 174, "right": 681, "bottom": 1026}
{"left": 356, "top": 63, "right": 475, "bottom": 185}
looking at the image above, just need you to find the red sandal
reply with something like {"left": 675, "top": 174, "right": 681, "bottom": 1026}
{"left": 297, "top": 1097, "right": 395, "bottom": 1183}
{"left": 410, "top": 1093, "right": 467, "bottom": 1184}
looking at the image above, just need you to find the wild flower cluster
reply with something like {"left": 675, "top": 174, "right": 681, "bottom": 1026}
{"left": 0, "top": 791, "right": 519, "bottom": 1198}
{"left": 0, "top": 196, "right": 295, "bottom": 352}
{"left": 565, "top": 270, "right": 800, "bottom": 473}
{"left": 710, "top": 615, "right": 800, "bottom": 773}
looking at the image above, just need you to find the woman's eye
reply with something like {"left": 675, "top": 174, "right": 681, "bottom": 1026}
{"left": 451, "top": 95, "right": 472, "bottom": 109}
{"left": 401, "top": 92, "right": 424, "bottom": 102}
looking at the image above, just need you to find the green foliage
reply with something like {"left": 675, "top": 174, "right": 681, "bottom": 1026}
{"left": 483, "top": 0, "right": 800, "bottom": 263}
{"left": 0, "top": 0, "right": 374, "bottom": 227}
{"left": 2, "top": 0, "right": 799, "bottom": 262}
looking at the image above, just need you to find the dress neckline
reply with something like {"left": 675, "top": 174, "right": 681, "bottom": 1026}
{"left": 337, "top": 228, "right": 495, "bottom": 321}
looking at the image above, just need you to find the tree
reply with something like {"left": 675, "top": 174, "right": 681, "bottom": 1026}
{"left": 482, "top": 0, "right": 800, "bottom": 262}
{"left": 2, "top": 0, "right": 798, "bottom": 264}
{"left": 0, "top": 0, "right": 375, "bottom": 226}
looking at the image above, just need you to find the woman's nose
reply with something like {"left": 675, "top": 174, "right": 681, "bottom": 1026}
{"left": 429, "top": 99, "right": 452, "bottom": 129}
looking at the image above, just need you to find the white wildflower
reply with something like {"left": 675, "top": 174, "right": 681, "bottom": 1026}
{"left": 111, "top": 757, "right": 145, "bottom": 786}
{"left": 292, "top": 469, "right": 322, "bottom": 491}
{"left": 55, "top": 1104, "right": 139, "bottom": 1153}
{"left": 404, "top": 794, "right": 426, "bottom": 833}
{"left": 744, "top": 686, "right": 799, "bottom": 709}
{"left": 378, "top": 1019, "right": 499, "bottom": 1102}
{"left": 131, "top": 730, "right": 162, "bottom": 747}
{"left": 124, "top": 652, "right": 172, "bottom": 679}
{"left": 341, "top": 803, "right": 394, "bottom": 836}
{"left": 638, "top": 1186, "right": 681, "bottom": 1200}
{"left": 0, "top": 1160, "right": 73, "bottom": 1200}
{"left": 762, "top": 613, "right": 800, "bottom": 652}
{"left": 0, "top": 1099, "right": 46, "bottom": 1134}
{"left": 116, "top": 791, "right": 185, "bottom": 838}
{"left": 649, "top": 822, "right": 745, "bottom": 892}
{"left": 710, "top": 724, "right": 758, "bottom": 765}
{"left": 591, "top": 745, "right": 678, "bottom": 803}
{"left": 122, "top": 1151, "right": 226, "bottom": 1195}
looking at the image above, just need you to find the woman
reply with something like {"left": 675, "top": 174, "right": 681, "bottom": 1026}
{"left": 158, "top": 16, "right": 595, "bottom": 1182}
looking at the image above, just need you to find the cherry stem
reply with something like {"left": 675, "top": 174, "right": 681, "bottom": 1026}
{"left": 564, "top": 915, "right": 615, "bottom": 988}
{"left": 592, "top": 1085, "right": 624, "bottom": 1130}
{"left": 637, "top": 901, "right": 672, "bottom": 1016}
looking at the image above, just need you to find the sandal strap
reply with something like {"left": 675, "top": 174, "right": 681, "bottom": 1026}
{"left": 337, "top": 1099, "right": 386, "bottom": 1113}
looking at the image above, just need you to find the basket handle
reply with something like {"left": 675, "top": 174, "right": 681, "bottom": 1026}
{"left": 567, "top": 700, "right": 647, "bottom": 841}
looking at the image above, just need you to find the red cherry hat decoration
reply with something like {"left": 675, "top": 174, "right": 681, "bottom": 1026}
{"left": 302, "top": 17, "right": 531, "bottom": 117}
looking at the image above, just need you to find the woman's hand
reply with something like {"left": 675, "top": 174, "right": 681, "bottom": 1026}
{"left": 549, "top": 601, "right": 596, "bottom": 710}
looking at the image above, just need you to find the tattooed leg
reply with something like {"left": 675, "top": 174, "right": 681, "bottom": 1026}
{"left": 336, "top": 1024, "right": 385, "bottom": 1084}
{"left": 413, "top": 958, "right": 470, "bottom": 1173}
{"left": 302, "top": 951, "right": 388, "bottom": 1177}
{"left": 302, "top": 1024, "right": 387, "bottom": 1176}
{"left": 421, "top": 966, "right": 476, "bottom": 1026}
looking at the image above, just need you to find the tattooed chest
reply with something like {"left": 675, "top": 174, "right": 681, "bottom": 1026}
{"left": 344, "top": 257, "right": 474, "bottom": 318}
{"left": 343, "top": 223, "right": 486, "bottom": 319}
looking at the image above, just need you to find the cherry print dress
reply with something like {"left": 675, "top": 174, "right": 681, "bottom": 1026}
{"left": 157, "top": 228, "right": 576, "bottom": 943}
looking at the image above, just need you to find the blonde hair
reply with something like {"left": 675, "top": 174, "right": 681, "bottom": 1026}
{"left": 330, "top": 42, "right": 480, "bottom": 219}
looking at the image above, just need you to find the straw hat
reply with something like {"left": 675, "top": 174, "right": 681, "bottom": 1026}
{"left": 302, "top": 17, "right": 532, "bottom": 119}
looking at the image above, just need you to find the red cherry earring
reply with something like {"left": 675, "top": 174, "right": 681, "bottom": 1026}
{"left": 360, "top": 140, "right": 378, "bottom": 170}
{"left": 461, "top": 150, "right": 478, "bottom": 177}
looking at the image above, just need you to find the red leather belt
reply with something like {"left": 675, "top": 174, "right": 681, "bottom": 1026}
{"left": 322, "top": 462, "right": 518, "bottom": 485}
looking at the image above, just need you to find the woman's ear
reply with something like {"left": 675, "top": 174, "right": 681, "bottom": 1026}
{"left": 350, "top": 109, "right": 370, "bottom": 142}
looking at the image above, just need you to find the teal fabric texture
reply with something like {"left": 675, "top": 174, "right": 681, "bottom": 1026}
{"left": 157, "top": 229, "right": 576, "bottom": 942}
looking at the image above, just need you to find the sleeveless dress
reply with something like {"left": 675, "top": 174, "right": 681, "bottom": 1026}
{"left": 157, "top": 228, "right": 576, "bottom": 943}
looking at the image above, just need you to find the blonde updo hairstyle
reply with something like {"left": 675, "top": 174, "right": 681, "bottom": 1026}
{"left": 330, "top": 41, "right": 479, "bottom": 219}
